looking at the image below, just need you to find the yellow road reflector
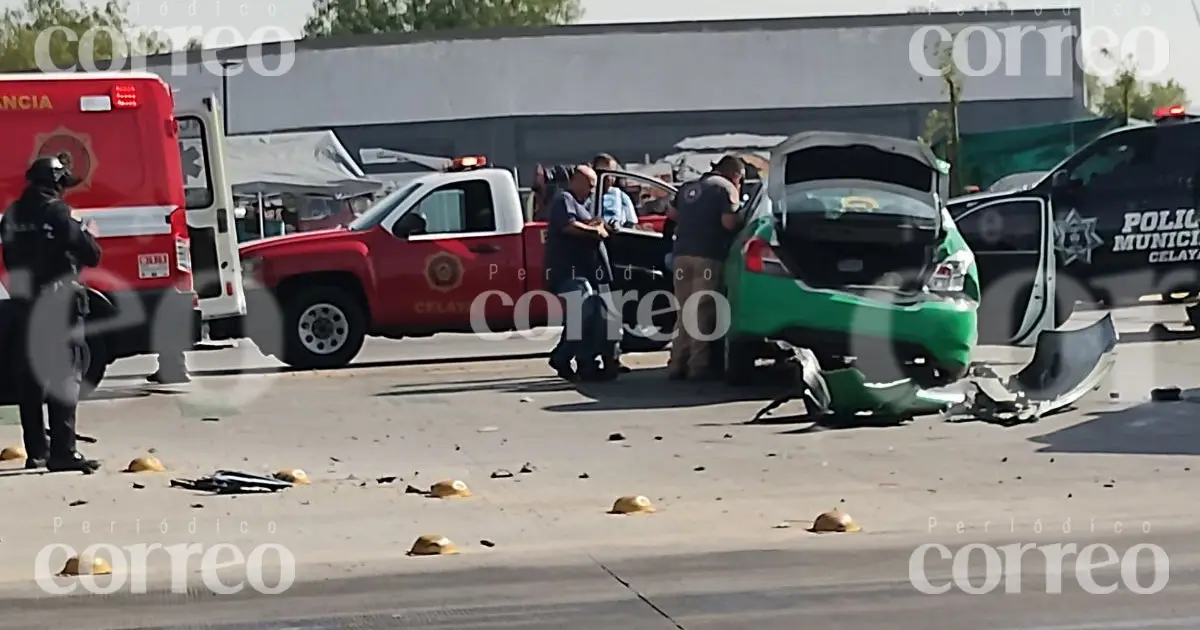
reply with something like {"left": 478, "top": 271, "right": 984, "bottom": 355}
{"left": 0, "top": 446, "right": 26, "bottom": 461}
{"left": 408, "top": 535, "right": 459, "bottom": 556}
{"left": 60, "top": 555, "right": 112, "bottom": 576}
{"left": 430, "top": 479, "right": 471, "bottom": 498}
{"left": 124, "top": 456, "right": 165, "bottom": 473}
{"left": 808, "top": 508, "right": 862, "bottom": 533}
{"left": 609, "top": 495, "right": 655, "bottom": 514}
{"left": 273, "top": 468, "right": 311, "bottom": 485}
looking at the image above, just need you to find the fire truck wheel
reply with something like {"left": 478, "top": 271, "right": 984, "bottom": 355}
{"left": 281, "top": 286, "right": 366, "bottom": 369}
{"left": 79, "top": 336, "right": 109, "bottom": 400}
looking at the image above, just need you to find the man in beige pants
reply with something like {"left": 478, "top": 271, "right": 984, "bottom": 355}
{"left": 666, "top": 156, "right": 745, "bottom": 380}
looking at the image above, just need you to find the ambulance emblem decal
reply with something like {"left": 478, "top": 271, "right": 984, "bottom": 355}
{"left": 32, "top": 127, "right": 95, "bottom": 190}
{"left": 425, "top": 252, "right": 463, "bottom": 292}
{"left": 1054, "top": 208, "right": 1104, "bottom": 266}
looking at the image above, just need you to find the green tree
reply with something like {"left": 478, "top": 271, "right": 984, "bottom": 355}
{"left": 303, "top": 0, "right": 583, "bottom": 38}
{"left": 185, "top": 36, "right": 203, "bottom": 51}
{"left": 0, "top": 0, "right": 168, "bottom": 71}
{"left": 1086, "top": 50, "right": 1190, "bottom": 122}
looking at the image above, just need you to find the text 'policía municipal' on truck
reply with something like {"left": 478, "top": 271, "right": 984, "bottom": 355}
{"left": 0, "top": 72, "right": 245, "bottom": 397}
{"left": 946, "top": 104, "right": 1200, "bottom": 338}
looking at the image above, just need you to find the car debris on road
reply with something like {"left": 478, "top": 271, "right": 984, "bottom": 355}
{"left": 751, "top": 313, "right": 1118, "bottom": 427}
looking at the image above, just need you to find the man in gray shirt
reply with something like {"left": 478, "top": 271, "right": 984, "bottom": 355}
{"left": 666, "top": 155, "right": 745, "bottom": 380}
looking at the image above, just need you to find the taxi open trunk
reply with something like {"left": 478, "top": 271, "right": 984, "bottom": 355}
{"left": 767, "top": 133, "right": 946, "bottom": 292}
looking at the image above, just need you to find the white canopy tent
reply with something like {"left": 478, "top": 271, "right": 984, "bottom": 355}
{"left": 226, "top": 131, "right": 384, "bottom": 198}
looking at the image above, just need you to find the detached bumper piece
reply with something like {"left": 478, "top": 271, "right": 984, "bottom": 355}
{"left": 751, "top": 313, "right": 1118, "bottom": 426}
{"left": 170, "top": 470, "right": 294, "bottom": 494}
{"left": 945, "top": 313, "right": 1118, "bottom": 425}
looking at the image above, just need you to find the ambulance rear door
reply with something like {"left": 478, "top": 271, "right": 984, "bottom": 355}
{"left": 175, "top": 96, "right": 245, "bottom": 322}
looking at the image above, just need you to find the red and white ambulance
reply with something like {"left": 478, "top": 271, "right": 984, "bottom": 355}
{"left": 0, "top": 72, "right": 243, "bottom": 394}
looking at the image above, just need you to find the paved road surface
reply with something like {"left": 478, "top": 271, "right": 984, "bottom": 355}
{"left": 0, "top": 304, "right": 1196, "bottom": 628}
{"left": 1, "top": 530, "right": 1197, "bottom": 629}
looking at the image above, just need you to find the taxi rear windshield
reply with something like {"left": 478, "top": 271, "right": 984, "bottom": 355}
{"left": 0, "top": 105, "right": 148, "bottom": 208}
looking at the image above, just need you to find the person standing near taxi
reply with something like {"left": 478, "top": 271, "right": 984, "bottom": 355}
{"left": 666, "top": 155, "right": 745, "bottom": 380}
{"left": 543, "top": 165, "right": 614, "bottom": 381}
{"left": 590, "top": 154, "right": 639, "bottom": 228}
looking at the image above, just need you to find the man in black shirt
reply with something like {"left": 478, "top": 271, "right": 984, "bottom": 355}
{"left": 544, "top": 165, "right": 619, "bottom": 381}
{"left": 667, "top": 155, "right": 745, "bottom": 380}
{"left": 0, "top": 156, "right": 102, "bottom": 473}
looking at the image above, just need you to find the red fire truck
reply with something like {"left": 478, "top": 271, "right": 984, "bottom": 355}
{"left": 0, "top": 72, "right": 243, "bottom": 396}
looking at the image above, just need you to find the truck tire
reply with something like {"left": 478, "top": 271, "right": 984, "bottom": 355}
{"left": 281, "top": 286, "right": 367, "bottom": 369}
{"left": 80, "top": 336, "right": 109, "bottom": 400}
{"left": 723, "top": 336, "right": 758, "bottom": 386}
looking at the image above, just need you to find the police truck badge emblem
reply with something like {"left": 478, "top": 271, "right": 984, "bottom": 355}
{"left": 425, "top": 252, "right": 463, "bottom": 292}
{"left": 31, "top": 127, "right": 95, "bottom": 190}
{"left": 1053, "top": 209, "right": 1103, "bottom": 266}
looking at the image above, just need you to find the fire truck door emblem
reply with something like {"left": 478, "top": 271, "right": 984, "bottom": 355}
{"left": 425, "top": 252, "right": 463, "bottom": 292}
{"left": 32, "top": 127, "right": 95, "bottom": 190}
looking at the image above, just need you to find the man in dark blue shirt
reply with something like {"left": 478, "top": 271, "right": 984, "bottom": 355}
{"left": 543, "top": 165, "right": 618, "bottom": 381}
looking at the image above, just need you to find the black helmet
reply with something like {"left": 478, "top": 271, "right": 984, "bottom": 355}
{"left": 26, "top": 155, "right": 80, "bottom": 189}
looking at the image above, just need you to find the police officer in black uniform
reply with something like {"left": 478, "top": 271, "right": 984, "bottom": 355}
{"left": 1, "top": 156, "right": 102, "bottom": 473}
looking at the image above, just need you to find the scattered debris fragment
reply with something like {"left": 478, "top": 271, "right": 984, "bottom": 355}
{"left": 519, "top": 463, "right": 536, "bottom": 474}
{"left": 429, "top": 479, "right": 471, "bottom": 498}
{"left": 1001, "top": 457, "right": 1008, "bottom": 463}
{"left": 405, "top": 484, "right": 424, "bottom": 494}
{"left": 808, "top": 508, "right": 862, "bottom": 533}
{"left": 519, "top": 397, "right": 532, "bottom": 403}
{"left": 693, "top": 466, "right": 706, "bottom": 472}
{"left": 131, "top": 483, "right": 145, "bottom": 490}
{"left": 68, "top": 500, "right": 87, "bottom": 507}
{"left": 408, "top": 535, "right": 458, "bottom": 556}
{"left": 1151, "top": 386, "right": 1182, "bottom": 402}
{"left": 190, "top": 503, "right": 204, "bottom": 509}
{"left": 0, "top": 446, "right": 26, "bottom": 461}
{"left": 490, "top": 469, "right": 514, "bottom": 479}
{"left": 608, "top": 432, "right": 625, "bottom": 442}
{"left": 124, "top": 456, "right": 165, "bottom": 473}
{"left": 171, "top": 470, "right": 294, "bottom": 494}
{"left": 329, "top": 457, "right": 341, "bottom": 463}
{"left": 609, "top": 495, "right": 655, "bottom": 515}
{"left": 773, "top": 522, "right": 791, "bottom": 529}
{"left": 479, "top": 539, "right": 496, "bottom": 548}
{"left": 578, "top": 473, "right": 590, "bottom": 479}
{"left": 653, "top": 436, "right": 663, "bottom": 441}
{"left": 723, "top": 433, "right": 732, "bottom": 439}
{"left": 60, "top": 555, "right": 111, "bottom": 576}
{"left": 1102, "top": 483, "right": 1114, "bottom": 488}
{"left": 273, "top": 469, "right": 312, "bottom": 485}
{"left": 477, "top": 426, "right": 499, "bottom": 433}
{"left": 376, "top": 476, "right": 397, "bottom": 485}
{"left": 202, "top": 417, "right": 220, "bottom": 422}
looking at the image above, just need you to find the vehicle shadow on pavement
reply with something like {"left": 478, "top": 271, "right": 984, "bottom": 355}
{"left": 542, "top": 366, "right": 790, "bottom": 412}
{"left": 1029, "top": 389, "right": 1200, "bottom": 455}
{"left": 373, "top": 375, "right": 576, "bottom": 398}
{"left": 1116, "top": 323, "right": 1200, "bottom": 345}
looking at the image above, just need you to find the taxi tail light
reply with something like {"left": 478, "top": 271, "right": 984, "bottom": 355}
{"left": 111, "top": 84, "right": 138, "bottom": 108}
{"left": 743, "top": 237, "right": 788, "bottom": 276}
{"left": 925, "top": 261, "right": 966, "bottom": 293}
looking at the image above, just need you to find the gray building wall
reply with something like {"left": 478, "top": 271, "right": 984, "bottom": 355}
{"left": 143, "top": 9, "right": 1087, "bottom": 174}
